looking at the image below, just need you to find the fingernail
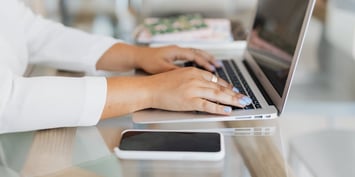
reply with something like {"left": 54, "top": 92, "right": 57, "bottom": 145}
{"left": 210, "top": 66, "right": 216, "bottom": 71}
{"left": 239, "top": 99, "right": 248, "bottom": 106}
{"left": 233, "top": 87, "right": 240, "bottom": 93}
{"left": 224, "top": 106, "right": 232, "bottom": 113}
{"left": 216, "top": 61, "right": 223, "bottom": 67}
{"left": 242, "top": 96, "right": 252, "bottom": 104}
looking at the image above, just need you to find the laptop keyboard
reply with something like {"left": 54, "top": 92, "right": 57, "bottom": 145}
{"left": 185, "top": 60, "right": 261, "bottom": 110}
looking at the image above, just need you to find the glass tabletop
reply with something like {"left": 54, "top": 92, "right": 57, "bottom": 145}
{"left": 0, "top": 117, "right": 287, "bottom": 177}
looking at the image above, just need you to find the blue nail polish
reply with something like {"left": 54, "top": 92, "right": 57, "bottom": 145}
{"left": 217, "top": 61, "right": 223, "bottom": 67}
{"left": 210, "top": 66, "right": 216, "bottom": 71}
{"left": 239, "top": 99, "right": 248, "bottom": 105}
{"left": 224, "top": 106, "right": 232, "bottom": 113}
{"left": 233, "top": 87, "right": 240, "bottom": 93}
{"left": 242, "top": 96, "right": 252, "bottom": 104}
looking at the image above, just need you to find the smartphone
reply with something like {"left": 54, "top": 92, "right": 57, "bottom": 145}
{"left": 114, "top": 129, "right": 225, "bottom": 161}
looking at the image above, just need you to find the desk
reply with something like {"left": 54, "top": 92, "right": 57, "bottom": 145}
{"left": 0, "top": 117, "right": 290, "bottom": 177}
{"left": 2, "top": 114, "right": 355, "bottom": 177}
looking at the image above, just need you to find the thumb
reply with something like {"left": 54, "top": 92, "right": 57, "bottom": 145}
{"left": 145, "top": 61, "right": 180, "bottom": 74}
{"left": 159, "top": 62, "right": 180, "bottom": 72}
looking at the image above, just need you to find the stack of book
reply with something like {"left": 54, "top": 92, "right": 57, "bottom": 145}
{"left": 135, "top": 14, "right": 234, "bottom": 44}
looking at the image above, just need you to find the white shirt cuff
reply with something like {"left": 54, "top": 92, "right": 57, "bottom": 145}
{"left": 77, "top": 76, "right": 107, "bottom": 126}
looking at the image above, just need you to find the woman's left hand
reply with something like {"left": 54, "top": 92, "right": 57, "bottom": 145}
{"left": 134, "top": 45, "right": 221, "bottom": 74}
{"left": 97, "top": 43, "right": 220, "bottom": 74}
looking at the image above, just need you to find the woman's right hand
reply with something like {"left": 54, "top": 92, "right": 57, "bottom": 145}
{"left": 145, "top": 67, "right": 252, "bottom": 115}
{"left": 101, "top": 67, "right": 252, "bottom": 119}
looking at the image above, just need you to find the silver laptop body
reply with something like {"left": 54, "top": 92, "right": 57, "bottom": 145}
{"left": 133, "top": 0, "right": 316, "bottom": 124}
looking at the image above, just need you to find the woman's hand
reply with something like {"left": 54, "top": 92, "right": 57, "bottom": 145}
{"left": 101, "top": 67, "right": 252, "bottom": 119}
{"left": 134, "top": 45, "right": 221, "bottom": 74}
{"left": 145, "top": 67, "right": 251, "bottom": 114}
{"left": 96, "top": 43, "right": 220, "bottom": 74}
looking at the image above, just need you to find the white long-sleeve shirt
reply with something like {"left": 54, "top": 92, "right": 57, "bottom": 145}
{"left": 0, "top": 1, "right": 119, "bottom": 133}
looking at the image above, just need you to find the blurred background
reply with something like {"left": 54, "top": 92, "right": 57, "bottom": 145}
{"left": 22, "top": 0, "right": 261, "bottom": 42}
{"left": 20, "top": 0, "right": 355, "bottom": 177}
{"left": 23, "top": 0, "right": 353, "bottom": 58}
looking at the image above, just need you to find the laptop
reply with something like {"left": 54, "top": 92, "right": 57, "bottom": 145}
{"left": 133, "top": 0, "right": 315, "bottom": 124}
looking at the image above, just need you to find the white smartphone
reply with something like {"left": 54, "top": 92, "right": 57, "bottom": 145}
{"left": 114, "top": 129, "right": 225, "bottom": 161}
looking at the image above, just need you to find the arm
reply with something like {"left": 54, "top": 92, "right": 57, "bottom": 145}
{"left": 96, "top": 43, "right": 221, "bottom": 73}
{"left": 20, "top": 0, "right": 219, "bottom": 74}
{"left": 0, "top": 1, "right": 111, "bottom": 133}
{"left": 0, "top": 1, "right": 251, "bottom": 134}
{"left": 0, "top": 67, "right": 106, "bottom": 133}
{"left": 18, "top": 1, "right": 118, "bottom": 73}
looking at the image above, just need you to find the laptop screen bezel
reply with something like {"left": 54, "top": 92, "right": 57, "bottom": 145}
{"left": 243, "top": 0, "right": 316, "bottom": 114}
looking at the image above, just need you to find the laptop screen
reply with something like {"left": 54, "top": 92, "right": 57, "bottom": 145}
{"left": 247, "top": 0, "right": 309, "bottom": 97}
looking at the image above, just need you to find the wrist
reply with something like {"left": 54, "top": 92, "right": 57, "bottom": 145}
{"left": 97, "top": 43, "right": 142, "bottom": 72}
{"left": 132, "top": 46, "right": 154, "bottom": 70}
{"left": 136, "top": 75, "right": 155, "bottom": 109}
{"left": 101, "top": 76, "right": 153, "bottom": 119}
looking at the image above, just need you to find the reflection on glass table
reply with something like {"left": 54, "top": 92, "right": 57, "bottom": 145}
{"left": 289, "top": 129, "right": 355, "bottom": 177}
{"left": 0, "top": 127, "right": 122, "bottom": 177}
{"left": 0, "top": 117, "right": 289, "bottom": 177}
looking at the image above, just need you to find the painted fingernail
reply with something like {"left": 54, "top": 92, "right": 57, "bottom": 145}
{"left": 210, "top": 65, "right": 216, "bottom": 71}
{"left": 216, "top": 61, "right": 223, "bottom": 67}
{"left": 233, "top": 87, "right": 240, "bottom": 93}
{"left": 239, "top": 99, "right": 248, "bottom": 106}
{"left": 224, "top": 106, "right": 232, "bottom": 113}
{"left": 242, "top": 96, "right": 252, "bottom": 104}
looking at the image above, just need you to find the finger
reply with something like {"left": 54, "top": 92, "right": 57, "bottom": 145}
{"left": 198, "top": 71, "right": 231, "bottom": 88}
{"left": 193, "top": 49, "right": 222, "bottom": 68}
{"left": 194, "top": 87, "right": 250, "bottom": 108}
{"left": 145, "top": 60, "right": 179, "bottom": 74}
{"left": 173, "top": 48, "right": 216, "bottom": 72}
{"left": 191, "top": 50, "right": 216, "bottom": 72}
{"left": 192, "top": 98, "right": 232, "bottom": 115}
{"left": 214, "top": 75, "right": 231, "bottom": 88}
{"left": 160, "top": 61, "right": 180, "bottom": 71}
{"left": 194, "top": 80, "right": 237, "bottom": 97}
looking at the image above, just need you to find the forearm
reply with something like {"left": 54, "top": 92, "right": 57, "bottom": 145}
{"left": 0, "top": 72, "right": 105, "bottom": 133}
{"left": 100, "top": 76, "right": 152, "bottom": 119}
{"left": 96, "top": 43, "right": 152, "bottom": 72}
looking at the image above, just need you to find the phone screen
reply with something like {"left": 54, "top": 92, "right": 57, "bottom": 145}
{"left": 119, "top": 131, "right": 221, "bottom": 152}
